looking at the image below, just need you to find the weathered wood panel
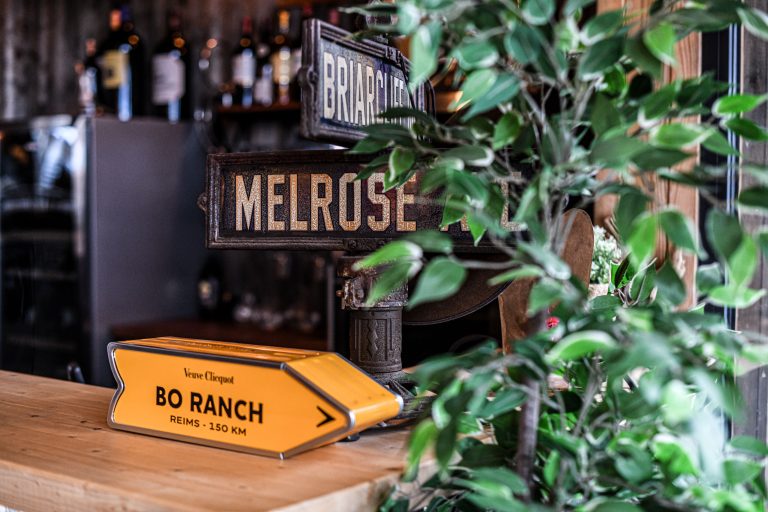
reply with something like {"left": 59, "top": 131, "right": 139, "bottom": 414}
{"left": 0, "top": 0, "right": 278, "bottom": 120}
{"left": 734, "top": 0, "right": 768, "bottom": 455}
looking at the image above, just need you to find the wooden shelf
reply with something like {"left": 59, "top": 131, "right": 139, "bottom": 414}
{"left": 216, "top": 102, "right": 301, "bottom": 115}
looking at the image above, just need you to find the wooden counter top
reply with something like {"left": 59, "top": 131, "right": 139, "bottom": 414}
{"left": 0, "top": 371, "right": 413, "bottom": 511}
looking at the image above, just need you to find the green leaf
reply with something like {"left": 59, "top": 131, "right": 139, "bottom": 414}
{"left": 739, "top": 186, "right": 768, "bottom": 210}
{"left": 463, "top": 73, "right": 520, "bottom": 119}
{"left": 583, "top": 10, "right": 623, "bottom": 43}
{"left": 656, "top": 261, "right": 686, "bottom": 306}
{"left": 367, "top": 261, "right": 420, "bottom": 306}
{"left": 650, "top": 123, "right": 711, "bottom": 149}
{"left": 662, "top": 379, "right": 692, "bottom": 425}
{"left": 528, "top": 279, "right": 563, "bottom": 315}
{"left": 652, "top": 435, "right": 699, "bottom": 477}
{"left": 643, "top": 22, "right": 676, "bottom": 66}
{"left": 592, "top": 502, "right": 643, "bottom": 512}
{"left": 543, "top": 451, "right": 560, "bottom": 487}
{"left": 729, "top": 236, "right": 758, "bottom": 289}
{"left": 488, "top": 265, "right": 544, "bottom": 286}
{"left": 713, "top": 94, "right": 768, "bottom": 115}
{"left": 354, "top": 240, "right": 422, "bottom": 269}
{"left": 404, "top": 231, "right": 453, "bottom": 254}
{"left": 579, "top": 36, "right": 624, "bottom": 78}
{"left": 614, "top": 191, "right": 649, "bottom": 242}
{"left": 522, "top": 0, "right": 555, "bottom": 25}
{"left": 405, "top": 419, "right": 438, "bottom": 481}
{"left": 442, "top": 145, "right": 494, "bottom": 167}
{"left": 730, "top": 436, "right": 768, "bottom": 456}
{"left": 409, "top": 23, "right": 441, "bottom": 91}
{"left": 591, "top": 134, "right": 646, "bottom": 168}
{"left": 435, "top": 422, "right": 457, "bottom": 470}
{"left": 627, "top": 213, "right": 658, "bottom": 268}
{"left": 590, "top": 93, "right": 622, "bottom": 136}
{"left": 466, "top": 213, "right": 487, "bottom": 245}
{"left": 725, "top": 117, "right": 768, "bottom": 141}
{"left": 724, "top": 459, "right": 763, "bottom": 486}
{"left": 696, "top": 263, "right": 722, "bottom": 294}
{"left": 625, "top": 37, "right": 662, "bottom": 79}
{"left": 504, "top": 24, "right": 542, "bottom": 65}
{"left": 388, "top": 147, "right": 415, "bottom": 183}
{"left": 396, "top": 3, "right": 421, "bottom": 34}
{"left": 408, "top": 257, "right": 467, "bottom": 309}
{"left": 708, "top": 285, "right": 766, "bottom": 308}
{"left": 739, "top": 7, "right": 768, "bottom": 41}
{"left": 545, "top": 330, "right": 617, "bottom": 364}
{"left": 459, "top": 69, "right": 498, "bottom": 106}
{"left": 454, "top": 41, "right": 499, "bottom": 70}
{"left": 565, "top": 0, "right": 595, "bottom": 16}
{"left": 349, "top": 137, "right": 388, "bottom": 154}
{"left": 640, "top": 85, "right": 676, "bottom": 126}
{"left": 519, "top": 242, "right": 571, "bottom": 280}
{"left": 702, "top": 130, "right": 738, "bottom": 156}
{"left": 493, "top": 112, "right": 523, "bottom": 150}
{"left": 658, "top": 209, "right": 698, "bottom": 254}
{"left": 480, "top": 388, "right": 527, "bottom": 418}
{"left": 706, "top": 210, "right": 743, "bottom": 263}
{"left": 469, "top": 467, "right": 527, "bottom": 495}
{"left": 632, "top": 148, "right": 691, "bottom": 169}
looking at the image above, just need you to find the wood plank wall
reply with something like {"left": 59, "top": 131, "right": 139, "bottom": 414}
{"left": 734, "top": 0, "right": 768, "bottom": 452}
{"left": 595, "top": 0, "right": 700, "bottom": 307}
{"left": 0, "top": 0, "right": 276, "bottom": 121}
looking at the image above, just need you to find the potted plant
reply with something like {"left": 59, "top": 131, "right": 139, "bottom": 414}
{"left": 348, "top": 0, "right": 768, "bottom": 509}
{"left": 590, "top": 226, "right": 622, "bottom": 298}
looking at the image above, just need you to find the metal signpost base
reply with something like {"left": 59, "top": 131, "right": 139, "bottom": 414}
{"left": 338, "top": 256, "right": 429, "bottom": 425}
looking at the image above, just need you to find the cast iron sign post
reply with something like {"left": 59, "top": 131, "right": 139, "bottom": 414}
{"left": 204, "top": 21, "right": 515, "bottom": 421}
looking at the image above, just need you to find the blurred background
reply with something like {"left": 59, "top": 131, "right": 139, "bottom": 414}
{"left": 0, "top": 0, "right": 500, "bottom": 386}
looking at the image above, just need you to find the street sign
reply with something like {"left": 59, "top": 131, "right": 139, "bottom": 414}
{"left": 205, "top": 150, "right": 519, "bottom": 252}
{"left": 298, "top": 19, "right": 433, "bottom": 146}
{"left": 107, "top": 337, "right": 402, "bottom": 458}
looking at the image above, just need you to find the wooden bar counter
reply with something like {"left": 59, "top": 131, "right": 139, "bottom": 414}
{"left": 0, "top": 371, "right": 414, "bottom": 511}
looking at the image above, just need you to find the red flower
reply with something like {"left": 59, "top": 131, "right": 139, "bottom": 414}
{"left": 546, "top": 317, "right": 559, "bottom": 329}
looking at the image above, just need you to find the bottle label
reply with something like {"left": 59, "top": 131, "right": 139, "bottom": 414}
{"left": 233, "top": 54, "right": 256, "bottom": 87}
{"left": 272, "top": 48, "right": 292, "bottom": 86}
{"left": 255, "top": 76, "right": 274, "bottom": 106}
{"left": 100, "top": 50, "right": 127, "bottom": 89}
{"left": 152, "top": 54, "right": 185, "bottom": 104}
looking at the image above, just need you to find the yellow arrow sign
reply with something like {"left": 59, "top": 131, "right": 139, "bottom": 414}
{"left": 107, "top": 338, "right": 402, "bottom": 458}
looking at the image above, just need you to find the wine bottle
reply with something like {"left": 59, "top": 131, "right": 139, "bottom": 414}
{"left": 231, "top": 16, "right": 257, "bottom": 108}
{"left": 290, "top": 4, "right": 312, "bottom": 101}
{"left": 270, "top": 9, "right": 293, "bottom": 106}
{"left": 77, "top": 38, "right": 99, "bottom": 114}
{"left": 96, "top": 4, "right": 145, "bottom": 121}
{"left": 254, "top": 18, "right": 274, "bottom": 106}
{"left": 151, "top": 9, "right": 191, "bottom": 123}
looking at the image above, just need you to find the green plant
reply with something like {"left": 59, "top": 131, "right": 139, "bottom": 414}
{"left": 348, "top": 0, "right": 768, "bottom": 510}
{"left": 591, "top": 226, "right": 622, "bottom": 284}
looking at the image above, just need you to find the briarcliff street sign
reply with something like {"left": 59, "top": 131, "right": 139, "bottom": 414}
{"left": 298, "top": 19, "right": 433, "bottom": 145}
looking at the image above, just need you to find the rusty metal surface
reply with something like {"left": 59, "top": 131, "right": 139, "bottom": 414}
{"left": 298, "top": 19, "right": 434, "bottom": 146}
{"left": 205, "top": 150, "right": 506, "bottom": 252}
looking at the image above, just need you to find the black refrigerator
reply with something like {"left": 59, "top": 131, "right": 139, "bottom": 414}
{"left": 0, "top": 115, "right": 208, "bottom": 386}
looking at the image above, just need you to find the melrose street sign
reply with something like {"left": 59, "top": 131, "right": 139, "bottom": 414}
{"left": 205, "top": 150, "right": 520, "bottom": 252}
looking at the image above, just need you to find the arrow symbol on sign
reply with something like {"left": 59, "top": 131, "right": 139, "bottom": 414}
{"left": 316, "top": 406, "right": 335, "bottom": 428}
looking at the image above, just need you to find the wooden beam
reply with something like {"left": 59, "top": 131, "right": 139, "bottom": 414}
{"left": 595, "top": 0, "right": 700, "bottom": 308}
